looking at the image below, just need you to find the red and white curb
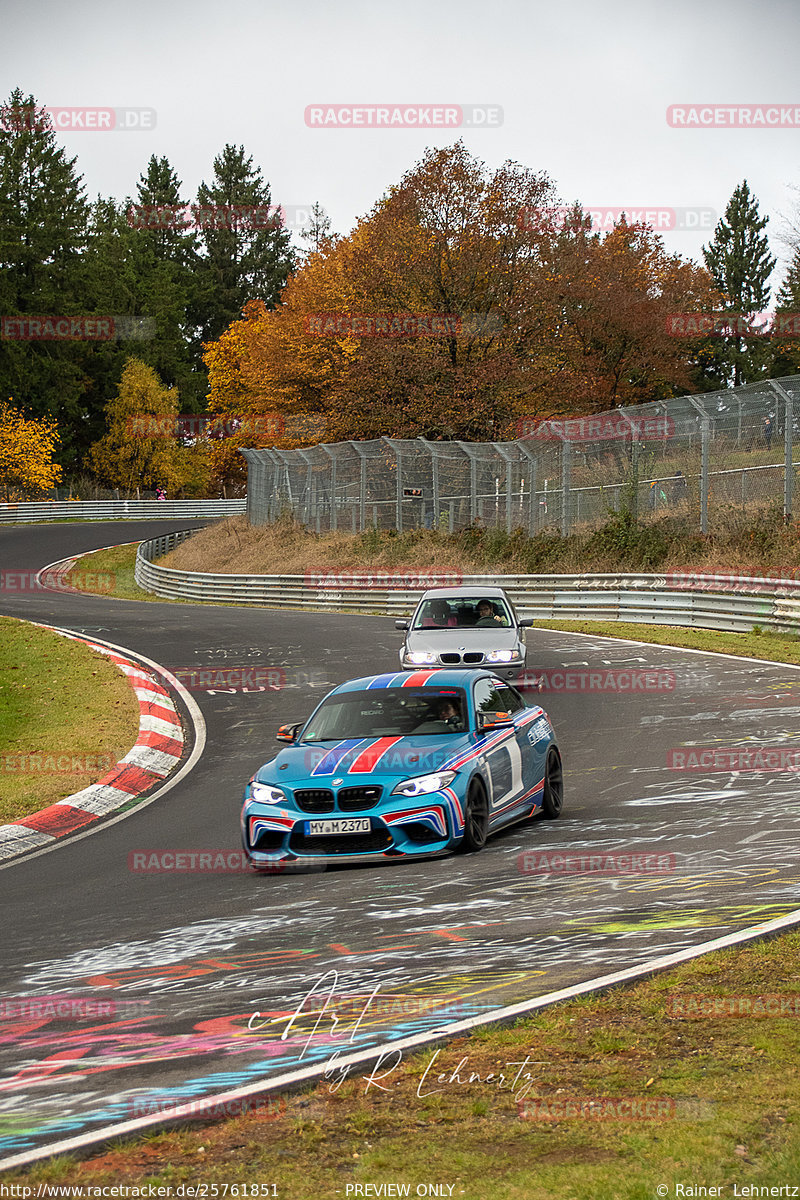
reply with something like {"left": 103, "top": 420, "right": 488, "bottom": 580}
{"left": 0, "top": 626, "right": 190, "bottom": 863}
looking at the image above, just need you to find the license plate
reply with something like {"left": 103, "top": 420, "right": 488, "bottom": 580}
{"left": 306, "top": 818, "right": 371, "bottom": 835}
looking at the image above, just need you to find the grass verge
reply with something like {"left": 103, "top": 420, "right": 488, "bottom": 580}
{"left": 6, "top": 932, "right": 800, "bottom": 1196}
{"left": 0, "top": 616, "right": 141, "bottom": 822}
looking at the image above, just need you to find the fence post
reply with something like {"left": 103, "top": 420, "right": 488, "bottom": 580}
{"left": 770, "top": 380, "right": 794, "bottom": 522}
{"left": 495, "top": 444, "right": 514, "bottom": 533}
{"left": 560, "top": 436, "right": 571, "bottom": 536}
{"left": 518, "top": 442, "right": 538, "bottom": 535}
{"left": 700, "top": 418, "right": 710, "bottom": 533}
{"left": 686, "top": 396, "right": 710, "bottom": 533}
{"left": 321, "top": 445, "right": 337, "bottom": 532}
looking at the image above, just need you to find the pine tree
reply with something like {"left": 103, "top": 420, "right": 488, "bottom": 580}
{"left": 0, "top": 89, "right": 91, "bottom": 464}
{"left": 193, "top": 144, "right": 294, "bottom": 343}
{"left": 702, "top": 180, "right": 775, "bottom": 385}
{"left": 128, "top": 156, "right": 205, "bottom": 408}
{"left": 770, "top": 245, "right": 800, "bottom": 378}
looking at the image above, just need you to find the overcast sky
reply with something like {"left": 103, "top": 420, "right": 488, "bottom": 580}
{"left": 4, "top": 0, "right": 800, "bottom": 285}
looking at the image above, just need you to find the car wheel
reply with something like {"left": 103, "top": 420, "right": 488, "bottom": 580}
{"left": 460, "top": 778, "right": 489, "bottom": 852}
{"left": 541, "top": 747, "right": 564, "bottom": 819}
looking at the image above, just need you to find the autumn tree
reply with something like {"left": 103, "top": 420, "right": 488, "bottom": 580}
{"left": 0, "top": 400, "right": 62, "bottom": 500}
{"left": 526, "top": 214, "right": 722, "bottom": 412}
{"left": 88, "top": 358, "right": 207, "bottom": 496}
{"left": 203, "top": 143, "right": 719, "bottom": 447}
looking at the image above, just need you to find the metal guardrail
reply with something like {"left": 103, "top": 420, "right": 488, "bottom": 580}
{"left": 135, "top": 530, "right": 800, "bottom": 634}
{"left": 0, "top": 500, "right": 246, "bottom": 523}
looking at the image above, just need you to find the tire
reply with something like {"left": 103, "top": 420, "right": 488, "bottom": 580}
{"left": 541, "top": 747, "right": 564, "bottom": 819}
{"left": 460, "top": 778, "right": 489, "bottom": 852}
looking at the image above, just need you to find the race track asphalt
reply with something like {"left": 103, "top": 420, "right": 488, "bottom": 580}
{"left": 2, "top": 519, "right": 800, "bottom": 1162}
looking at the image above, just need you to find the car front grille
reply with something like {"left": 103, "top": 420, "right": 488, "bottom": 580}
{"left": 338, "top": 785, "right": 382, "bottom": 810}
{"left": 438, "top": 651, "right": 485, "bottom": 665}
{"left": 289, "top": 827, "right": 393, "bottom": 855}
{"left": 294, "top": 788, "right": 335, "bottom": 813}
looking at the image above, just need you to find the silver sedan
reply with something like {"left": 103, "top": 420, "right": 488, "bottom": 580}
{"left": 396, "top": 586, "right": 533, "bottom": 679}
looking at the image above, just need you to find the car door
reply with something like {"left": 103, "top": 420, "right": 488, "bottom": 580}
{"left": 473, "top": 677, "right": 531, "bottom": 826}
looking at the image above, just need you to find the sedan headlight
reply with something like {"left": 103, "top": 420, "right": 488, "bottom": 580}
{"left": 486, "top": 649, "right": 520, "bottom": 663}
{"left": 405, "top": 650, "right": 438, "bottom": 665}
{"left": 249, "top": 782, "right": 288, "bottom": 804}
{"left": 392, "top": 770, "right": 457, "bottom": 797}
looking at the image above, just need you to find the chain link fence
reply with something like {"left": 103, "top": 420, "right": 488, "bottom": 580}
{"left": 241, "top": 376, "right": 800, "bottom": 534}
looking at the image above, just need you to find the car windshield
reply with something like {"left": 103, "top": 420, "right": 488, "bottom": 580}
{"left": 301, "top": 688, "right": 468, "bottom": 740}
{"left": 412, "top": 596, "right": 512, "bottom": 630}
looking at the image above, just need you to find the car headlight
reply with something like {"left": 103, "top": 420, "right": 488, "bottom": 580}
{"left": 405, "top": 650, "right": 438, "bottom": 665}
{"left": 486, "top": 649, "right": 519, "bottom": 663}
{"left": 249, "top": 782, "right": 288, "bottom": 804}
{"left": 392, "top": 770, "right": 457, "bottom": 797}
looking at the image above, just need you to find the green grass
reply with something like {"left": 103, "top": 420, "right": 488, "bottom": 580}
{"left": 534, "top": 619, "right": 800, "bottom": 667}
{"left": 0, "top": 615, "right": 140, "bottom": 821}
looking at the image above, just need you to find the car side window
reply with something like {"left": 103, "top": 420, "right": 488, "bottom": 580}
{"left": 474, "top": 678, "right": 507, "bottom": 716}
{"left": 496, "top": 684, "right": 525, "bottom": 714}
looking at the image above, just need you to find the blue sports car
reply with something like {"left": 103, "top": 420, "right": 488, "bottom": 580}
{"left": 241, "top": 668, "right": 563, "bottom": 869}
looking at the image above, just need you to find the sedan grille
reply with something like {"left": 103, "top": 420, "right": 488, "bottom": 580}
{"left": 338, "top": 785, "right": 382, "bottom": 810}
{"left": 463, "top": 652, "right": 484, "bottom": 664}
{"left": 440, "top": 653, "right": 461, "bottom": 664}
{"left": 294, "top": 788, "right": 335, "bottom": 813}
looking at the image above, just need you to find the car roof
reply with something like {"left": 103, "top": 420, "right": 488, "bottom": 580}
{"left": 331, "top": 669, "right": 499, "bottom": 695}
{"left": 417, "top": 586, "right": 510, "bottom": 600}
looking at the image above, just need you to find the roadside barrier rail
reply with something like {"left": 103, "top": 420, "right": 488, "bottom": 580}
{"left": 135, "top": 530, "right": 800, "bottom": 634}
{"left": 0, "top": 500, "right": 246, "bottom": 523}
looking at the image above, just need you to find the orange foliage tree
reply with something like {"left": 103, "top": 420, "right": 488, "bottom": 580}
{"left": 204, "top": 144, "right": 720, "bottom": 470}
{"left": 0, "top": 400, "right": 62, "bottom": 500}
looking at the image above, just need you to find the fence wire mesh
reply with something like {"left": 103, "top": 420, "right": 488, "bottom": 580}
{"left": 242, "top": 376, "right": 800, "bottom": 534}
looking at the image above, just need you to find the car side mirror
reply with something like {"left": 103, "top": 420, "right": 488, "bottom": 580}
{"left": 519, "top": 618, "right": 534, "bottom": 628}
{"left": 477, "top": 711, "right": 515, "bottom": 730}
{"left": 395, "top": 619, "right": 410, "bottom": 630}
{"left": 276, "top": 721, "right": 302, "bottom": 743}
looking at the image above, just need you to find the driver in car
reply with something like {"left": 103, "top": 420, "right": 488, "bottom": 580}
{"left": 475, "top": 599, "right": 506, "bottom": 627}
